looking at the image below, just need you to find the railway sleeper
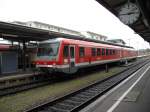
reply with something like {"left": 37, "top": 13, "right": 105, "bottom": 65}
{"left": 90, "top": 86, "right": 105, "bottom": 91}
{"left": 58, "top": 101, "right": 77, "bottom": 108}
{"left": 52, "top": 103, "right": 74, "bottom": 111}
{"left": 69, "top": 97, "right": 87, "bottom": 103}
{"left": 75, "top": 94, "right": 92, "bottom": 99}
{"left": 72, "top": 95, "right": 90, "bottom": 101}
{"left": 89, "top": 87, "right": 100, "bottom": 91}
{"left": 95, "top": 84, "right": 111, "bottom": 91}
{"left": 47, "top": 106, "right": 68, "bottom": 112}
{"left": 74, "top": 95, "right": 93, "bottom": 101}
{"left": 63, "top": 99, "right": 82, "bottom": 106}
{"left": 85, "top": 89, "right": 100, "bottom": 93}
{"left": 79, "top": 91, "right": 95, "bottom": 96}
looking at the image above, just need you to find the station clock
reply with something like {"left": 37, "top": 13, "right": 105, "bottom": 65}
{"left": 118, "top": 2, "right": 140, "bottom": 25}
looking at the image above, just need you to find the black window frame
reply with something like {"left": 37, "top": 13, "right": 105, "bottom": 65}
{"left": 92, "top": 48, "right": 96, "bottom": 56}
{"left": 110, "top": 49, "right": 112, "bottom": 55}
{"left": 63, "top": 45, "right": 69, "bottom": 58}
{"left": 102, "top": 48, "right": 105, "bottom": 56}
{"left": 113, "top": 49, "right": 115, "bottom": 55}
{"left": 70, "top": 46, "right": 75, "bottom": 58}
{"left": 97, "top": 48, "right": 101, "bottom": 56}
{"left": 79, "top": 47, "right": 85, "bottom": 57}
{"left": 106, "top": 49, "right": 109, "bottom": 56}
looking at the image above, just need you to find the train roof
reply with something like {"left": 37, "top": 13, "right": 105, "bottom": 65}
{"left": 41, "top": 37, "right": 134, "bottom": 49}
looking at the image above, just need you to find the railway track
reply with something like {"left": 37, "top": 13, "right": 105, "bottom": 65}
{"left": 0, "top": 75, "right": 52, "bottom": 96}
{"left": 24, "top": 59, "right": 150, "bottom": 112}
{"left": 0, "top": 80, "right": 51, "bottom": 96}
{"left": 0, "top": 59, "right": 142, "bottom": 97}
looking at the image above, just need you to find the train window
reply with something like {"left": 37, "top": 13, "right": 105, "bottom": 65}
{"left": 113, "top": 50, "right": 115, "bottom": 55}
{"left": 110, "top": 49, "right": 112, "bottom": 55}
{"left": 109, "top": 49, "right": 111, "bottom": 55}
{"left": 118, "top": 50, "right": 120, "bottom": 54}
{"left": 116, "top": 50, "right": 119, "bottom": 54}
{"left": 63, "top": 46, "right": 69, "bottom": 57}
{"left": 97, "top": 48, "right": 101, "bottom": 56}
{"left": 92, "top": 48, "right": 96, "bottom": 56}
{"left": 115, "top": 50, "right": 117, "bottom": 54}
{"left": 102, "top": 48, "right": 105, "bottom": 55}
{"left": 79, "top": 47, "right": 85, "bottom": 57}
{"left": 106, "top": 49, "right": 109, "bottom": 56}
{"left": 70, "top": 47, "right": 75, "bottom": 58}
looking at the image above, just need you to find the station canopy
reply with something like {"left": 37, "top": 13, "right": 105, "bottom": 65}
{"left": 96, "top": 0, "right": 150, "bottom": 43}
{"left": 0, "top": 21, "right": 84, "bottom": 42}
{"left": 0, "top": 21, "right": 133, "bottom": 48}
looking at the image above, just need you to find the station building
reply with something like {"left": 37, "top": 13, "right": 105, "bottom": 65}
{"left": 12, "top": 21, "right": 108, "bottom": 42}
{"left": 12, "top": 21, "right": 82, "bottom": 37}
{"left": 0, "top": 38, "right": 38, "bottom": 75}
{"left": 0, "top": 39, "right": 18, "bottom": 74}
{"left": 81, "top": 31, "right": 107, "bottom": 41}
{"left": 107, "top": 39, "right": 126, "bottom": 45}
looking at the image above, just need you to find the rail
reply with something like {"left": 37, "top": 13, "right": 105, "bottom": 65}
{"left": 24, "top": 58, "right": 150, "bottom": 112}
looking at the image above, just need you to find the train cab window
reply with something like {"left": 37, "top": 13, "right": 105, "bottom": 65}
{"left": 102, "top": 48, "right": 105, "bottom": 56}
{"left": 106, "top": 49, "right": 109, "bottom": 56}
{"left": 92, "top": 48, "right": 96, "bottom": 56}
{"left": 63, "top": 46, "right": 69, "bottom": 58}
{"left": 97, "top": 48, "right": 101, "bottom": 56}
{"left": 79, "top": 47, "right": 85, "bottom": 57}
{"left": 37, "top": 42, "right": 60, "bottom": 59}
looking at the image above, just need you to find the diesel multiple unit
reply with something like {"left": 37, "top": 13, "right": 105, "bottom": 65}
{"left": 35, "top": 38, "right": 137, "bottom": 74}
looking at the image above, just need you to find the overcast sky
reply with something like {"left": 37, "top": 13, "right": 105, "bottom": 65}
{"left": 0, "top": 0, "right": 149, "bottom": 49}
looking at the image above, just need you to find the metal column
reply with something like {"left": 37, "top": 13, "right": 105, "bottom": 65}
{"left": 22, "top": 41, "right": 26, "bottom": 71}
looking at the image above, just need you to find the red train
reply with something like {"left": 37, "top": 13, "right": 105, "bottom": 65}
{"left": 35, "top": 38, "right": 137, "bottom": 74}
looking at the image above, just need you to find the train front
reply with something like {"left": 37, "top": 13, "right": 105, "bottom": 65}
{"left": 35, "top": 41, "right": 60, "bottom": 73}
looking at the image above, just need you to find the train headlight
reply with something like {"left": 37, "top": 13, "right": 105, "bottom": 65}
{"left": 52, "top": 63, "right": 56, "bottom": 68}
{"left": 64, "top": 59, "right": 68, "bottom": 64}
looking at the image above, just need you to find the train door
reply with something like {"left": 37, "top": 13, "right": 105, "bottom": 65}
{"left": 121, "top": 48, "right": 123, "bottom": 58}
{"left": 68, "top": 45, "right": 78, "bottom": 73}
{"left": 62, "top": 45, "right": 77, "bottom": 74}
{"left": 69, "top": 45, "right": 75, "bottom": 68}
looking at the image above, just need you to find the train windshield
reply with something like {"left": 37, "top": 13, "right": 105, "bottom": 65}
{"left": 37, "top": 42, "right": 59, "bottom": 59}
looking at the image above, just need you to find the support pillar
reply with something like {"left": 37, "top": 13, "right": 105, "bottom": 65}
{"left": 125, "top": 60, "right": 128, "bottom": 65}
{"left": 22, "top": 41, "right": 26, "bottom": 71}
{"left": 105, "top": 64, "right": 109, "bottom": 73}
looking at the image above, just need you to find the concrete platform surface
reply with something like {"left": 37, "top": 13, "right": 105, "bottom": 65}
{"left": 81, "top": 61, "right": 150, "bottom": 112}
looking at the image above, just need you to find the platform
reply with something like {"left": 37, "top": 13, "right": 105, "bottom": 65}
{"left": 0, "top": 69, "right": 35, "bottom": 81}
{"left": 81, "top": 61, "right": 150, "bottom": 112}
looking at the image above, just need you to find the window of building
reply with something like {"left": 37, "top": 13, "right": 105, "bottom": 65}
{"left": 97, "top": 48, "right": 101, "bottom": 56}
{"left": 79, "top": 47, "right": 85, "bottom": 57}
{"left": 92, "top": 48, "right": 96, "bottom": 56}
{"left": 102, "top": 48, "right": 105, "bottom": 56}
{"left": 63, "top": 45, "right": 69, "bottom": 57}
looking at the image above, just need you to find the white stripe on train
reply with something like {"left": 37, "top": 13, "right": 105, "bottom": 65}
{"left": 36, "top": 56, "right": 136, "bottom": 69}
